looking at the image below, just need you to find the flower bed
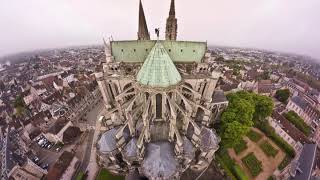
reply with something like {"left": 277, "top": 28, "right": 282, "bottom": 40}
{"left": 246, "top": 130, "right": 262, "bottom": 142}
{"left": 259, "top": 140, "right": 279, "bottom": 157}
{"left": 241, "top": 152, "right": 263, "bottom": 177}
{"left": 234, "top": 139, "right": 248, "bottom": 155}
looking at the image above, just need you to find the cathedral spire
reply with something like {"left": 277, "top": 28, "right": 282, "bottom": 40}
{"left": 166, "top": 0, "right": 178, "bottom": 41}
{"left": 169, "top": 0, "right": 175, "bottom": 16}
{"left": 138, "top": 0, "right": 150, "bottom": 40}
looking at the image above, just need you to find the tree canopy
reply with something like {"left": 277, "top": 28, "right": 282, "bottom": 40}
{"left": 275, "top": 89, "right": 290, "bottom": 103}
{"left": 219, "top": 91, "right": 274, "bottom": 147}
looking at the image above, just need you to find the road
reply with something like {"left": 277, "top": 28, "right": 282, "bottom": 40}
{"left": 73, "top": 101, "right": 105, "bottom": 179}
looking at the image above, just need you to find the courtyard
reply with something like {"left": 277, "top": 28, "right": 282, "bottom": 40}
{"left": 228, "top": 128, "right": 285, "bottom": 180}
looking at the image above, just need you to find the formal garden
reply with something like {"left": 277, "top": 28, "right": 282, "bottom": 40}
{"left": 241, "top": 152, "right": 263, "bottom": 177}
{"left": 259, "top": 140, "right": 279, "bottom": 157}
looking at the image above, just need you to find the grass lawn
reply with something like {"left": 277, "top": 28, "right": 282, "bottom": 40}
{"left": 234, "top": 139, "right": 248, "bottom": 155}
{"left": 241, "top": 152, "right": 263, "bottom": 177}
{"left": 96, "top": 168, "right": 124, "bottom": 180}
{"left": 259, "top": 140, "right": 279, "bottom": 157}
{"left": 76, "top": 171, "right": 85, "bottom": 180}
{"left": 247, "top": 130, "right": 262, "bottom": 142}
{"left": 284, "top": 111, "right": 311, "bottom": 136}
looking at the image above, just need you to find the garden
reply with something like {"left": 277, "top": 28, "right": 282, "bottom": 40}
{"left": 259, "top": 140, "right": 279, "bottom": 157}
{"left": 241, "top": 152, "right": 263, "bottom": 177}
{"left": 233, "top": 139, "right": 248, "bottom": 155}
{"left": 246, "top": 130, "right": 262, "bottom": 142}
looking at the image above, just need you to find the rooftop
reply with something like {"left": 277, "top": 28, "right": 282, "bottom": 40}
{"left": 111, "top": 40, "right": 206, "bottom": 63}
{"left": 137, "top": 41, "right": 182, "bottom": 87}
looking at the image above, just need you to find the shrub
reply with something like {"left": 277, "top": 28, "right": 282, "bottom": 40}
{"left": 255, "top": 121, "right": 295, "bottom": 158}
{"left": 216, "top": 148, "right": 237, "bottom": 180}
{"left": 284, "top": 111, "right": 311, "bottom": 136}
{"left": 259, "top": 140, "right": 279, "bottom": 157}
{"left": 233, "top": 164, "right": 249, "bottom": 180}
{"left": 247, "top": 130, "right": 262, "bottom": 142}
{"left": 234, "top": 139, "right": 248, "bottom": 155}
{"left": 241, "top": 152, "right": 263, "bottom": 177}
{"left": 278, "top": 155, "right": 292, "bottom": 170}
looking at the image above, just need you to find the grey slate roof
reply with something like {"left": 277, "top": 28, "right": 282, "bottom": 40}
{"left": 200, "top": 127, "right": 220, "bottom": 152}
{"left": 183, "top": 136, "right": 195, "bottom": 159}
{"left": 98, "top": 128, "right": 118, "bottom": 153}
{"left": 212, "top": 90, "right": 227, "bottom": 103}
{"left": 291, "top": 144, "right": 317, "bottom": 180}
{"left": 291, "top": 96, "right": 308, "bottom": 109}
{"left": 123, "top": 138, "right": 138, "bottom": 158}
{"left": 142, "top": 141, "right": 178, "bottom": 179}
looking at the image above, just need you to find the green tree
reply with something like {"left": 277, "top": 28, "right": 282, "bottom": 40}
{"left": 275, "top": 89, "right": 290, "bottom": 103}
{"left": 253, "top": 95, "right": 274, "bottom": 121}
{"left": 219, "top": 91, "right": 274, "bottom": 147}
{"left": 221, "top": 121, "right": 249, "bottom": 148}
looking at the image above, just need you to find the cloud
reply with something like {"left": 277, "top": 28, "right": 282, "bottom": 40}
{"left": 0, "top": 0, "right": 319, "bottom": 60}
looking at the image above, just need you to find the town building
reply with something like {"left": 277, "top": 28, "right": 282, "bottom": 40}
{"left": 95, "top": 1, "right": 228, "bottom": 179}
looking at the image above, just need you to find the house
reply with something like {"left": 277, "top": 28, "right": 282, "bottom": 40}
{"left": 256, "top": 80, "right": 273, "bottom": 96}
{"left": 9, "top": 158, "right": 47, "bottom": 180}
{"left": 286, "top": 96, "right": 320, "bottom": 129}
{"left": 45, "top": 151, "right": 79, "bottom": 180}
{"left": 45, "top": 118, "right": 73, "bottom": 143}
{"left": 290, "top": 144, "right": 318, "bottom": 180}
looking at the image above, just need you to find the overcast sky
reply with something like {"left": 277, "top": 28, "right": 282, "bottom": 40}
{"left": 0, "top": 0, "right": 319, "bottom": 60}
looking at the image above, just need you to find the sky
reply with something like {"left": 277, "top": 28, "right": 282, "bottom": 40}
{"left": 0, "top": 0, "right": 320, "bottom": 60}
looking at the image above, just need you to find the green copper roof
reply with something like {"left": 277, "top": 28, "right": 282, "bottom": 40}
{"left": 137, "top": 41, "right": 182, "bottom": 87}
{"left": 111, "top": 40, "right": 207, "bottom": 63}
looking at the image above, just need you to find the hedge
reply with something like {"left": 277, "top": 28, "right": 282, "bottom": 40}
{"left": 241, "top": 152, "right": 263, "bottom": 177}
{"left": 259, "top": 140, "right": 279, "bottom": 157}
{"left": 247, "top": 130, "right": 263, "bottom": 142}
{"left": 234, "top": 139, "right": 248, "bottom": 155}
{"left": 216, "top": 148, "right": 237, "bottom": 180}
{"left": 284, "top": 111, "right": 311, "bottom": 136}
{"left": 278, "top": 155, "right": 292, "bottom": 170}
{"left": 233, "top": 164, "right": 249, "bottom": 180}
{"left": 255, "top": 121, "right": 295, "bottom": 158}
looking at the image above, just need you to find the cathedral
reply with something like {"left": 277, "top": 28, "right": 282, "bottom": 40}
{"left": 95, "top": 0, "right": 228, "bottom": 179}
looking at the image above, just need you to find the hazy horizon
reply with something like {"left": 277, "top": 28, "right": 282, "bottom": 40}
{"left": 1, "top": 0, "right": 320, "bottom": 61}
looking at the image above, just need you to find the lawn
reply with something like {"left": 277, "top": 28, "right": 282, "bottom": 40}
{"left": 234, "top": 139, "right": 248, "bottom": 155}
{"left": 246, "top": 130, "right": 262, "bottom": 142}
{"left": 96, "top": 168, "right": 124, "bottom": 180}
{"left": 259, "top": 140, "right": 279, "bottom": 157}
{"left": 284, "top": 111, "right": 311, "bottom": 136}
{"left": 241, "top": 152, "right": 263, "bottom": 177}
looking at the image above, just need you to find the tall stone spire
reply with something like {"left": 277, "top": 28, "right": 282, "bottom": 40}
{"left": 165, "top": 0, "right": 178, "bottom": 41}
{"left": 138, "top": 0, "right": 150, "bottom": 40}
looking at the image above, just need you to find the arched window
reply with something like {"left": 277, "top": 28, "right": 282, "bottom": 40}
{"left": 156, "top": 94, "right": 162, "bottom": 119}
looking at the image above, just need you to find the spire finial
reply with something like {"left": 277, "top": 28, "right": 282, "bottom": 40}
{"left": 138, "top": 0, "right": 150, "bottom": 40}
{"left": 169, "top": 0, "right": 175, "bottom": 16}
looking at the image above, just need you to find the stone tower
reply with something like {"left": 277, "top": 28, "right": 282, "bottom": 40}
{"left": 137, "top": 0, "right": 150, "bottom": 40}
{"left": 165, "top": 0, "right": 178, "bottom": 41}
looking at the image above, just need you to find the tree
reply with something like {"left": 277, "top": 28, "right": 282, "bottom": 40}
{"left": 220, "top": 91, "right": 255, "bottom": 147}
{"left": 221, "top": 121, "right": 249, "bottom": 148}
{"left": 275, "top": 89, "right": 290, "bottom": 103}
{"left": 253, "top": 95, "right": 274, "bottom": 121}
{"left": 219, "top": 91, "right": 274, "bottom": 147}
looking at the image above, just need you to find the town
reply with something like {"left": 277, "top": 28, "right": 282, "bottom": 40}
{"left": 0, "top": 41, "right": 319, "bottom": 180}
{"left": 1, "top": 0, "right": 320, "bottom": 180}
